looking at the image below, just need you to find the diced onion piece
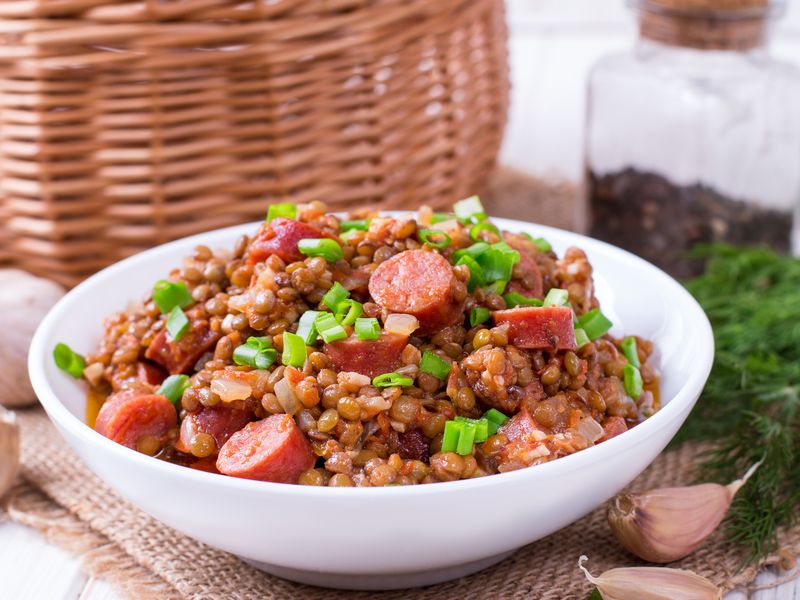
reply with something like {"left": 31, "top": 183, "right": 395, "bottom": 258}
{"left": 274, "top": 377, "right": 301, "bottom": 415}
{"left": 384, "top": 313, "right": 419, "bottom": 336}
{"left": 417, "top": 205, "right": 433, "bottom": 227}
{"left": 82, "top": 362, "right": 105, "bottom": 387}
{"left": 227, "top": 292, "right": 251, "bottom": 313}
{"left": 210, "top": 378, "right": 252, "bottom": 402}
{"left": 577, "top": 417, "right": 605, "bottom": 443}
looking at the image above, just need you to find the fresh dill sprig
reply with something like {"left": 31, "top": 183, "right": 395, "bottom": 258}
{"left": 675, "top": 244, "right": 800, "bottom": 564}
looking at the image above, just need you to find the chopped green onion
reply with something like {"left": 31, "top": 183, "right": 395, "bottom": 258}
{"left": 574, "top": 327, "right": 591, "bottom": 348}
{"left": 578, "top": 309, "right": 613, "bottom": 341}
{"left": 532, "top": 237, "right": 551, "bottom": 253}
{"left": 452, "top": 242, "right": 490, "bottom": 263}
{"left": 456, "top": 422, "right": 477, "bottom": 455}
{"left": 335, "top": 299, "right": 363, "bottom": 326}
{"left": 315, "top": 313, "right": 348, "bottom": 344}
{"left": 157, "top": 374, "right": 190, "bottom": 406}
{"left": 543, "top": 288, "right": 570, "bottom": 307}
{"left": 321, "top": 282, "right": 349, "bottom": 311}
{"left": 483, "top": 280, "right": 508, "bottom": 295}
{"left": 340, "top": 219, "right": 370, "bottom": 231}
{"left": 419, "top": 351, "right": 451, "bottom": 380}
{"left": 477, "top": 243, "right": 519, "bottom": 282}
{"left": 503, "top": 292, "right": 543, "bottom": 308}
{"left": 246, "top": 336, "right": 273, "bottom": 351}
{"left": 456, "top": 255, "right": 486, "bottom": 292}
{"left": 469, "top": 222, "right": 501, "bottom": 242}
{"left": 453, "top": 195, "right": 486, "bottom": 222}
{"left": 418, "top": 228, "right": 452, "bottom": 249}
{"left": 152, "top": 280, "right": 193, "bottom": 314}
{"left": 233, "top": 336, "right": 277, "bottom": 370}
{"left": 298, "top": 238, "right": 343, "bottom": 262}
{"left": 53, "top": 343, "right": 85, "bottom": 379}
{"left": 372, "top": 372, "right": 414, "bottom": 388}
{"left": 355, "top": 317, "right": 381, "bottom": 341}
{"left": 430, "top": 212, "right": 455, "bottom": 224}
{"left": 441, "top": 420, "right": 463, "bottom": 453}
{"left": 454, "top": 416, "right": 489, "bottom": 443}
{"left": 281, "top": 332, "right": 307, "bottom": 367}
{"left": 266, "top": 202, "right": 296, "bottom": 223}
{"left": 470, "top": 306, "right": 491, "bottom": 327}
{"left": 483, "top": 408, "right": 509, "bottom": 436}
{"left": 166, "top": 306, "right": 189, "bottom": 341}
{"left": 297, "top": 311, "right": 323, "bottom": 345}
{"left": 621, "top": 336, "right": 640, "bottom": 368}
{"left": 624, "top": 363, "right": 643, "bottom": 399}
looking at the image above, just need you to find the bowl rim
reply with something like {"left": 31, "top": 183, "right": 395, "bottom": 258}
{"left": 29, "top": 214, "right": 714, "bottom": 499}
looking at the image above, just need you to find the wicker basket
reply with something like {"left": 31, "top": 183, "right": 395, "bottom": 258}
{"left": 0, "top": 0, "right": 509, "bottom": 287}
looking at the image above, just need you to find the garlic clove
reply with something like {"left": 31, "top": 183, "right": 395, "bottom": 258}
{"left": 607, "top": 462, "right": 761, "bottom": 563}
{"left": 0, "top": 406, "right": 20, "bottom": 498}
{"left": 579, "top": 556, "right": 721, "bottom": 600}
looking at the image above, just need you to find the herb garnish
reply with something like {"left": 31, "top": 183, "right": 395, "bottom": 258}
{"left": 677, "top": 244, "right": 800, "bottom": 564}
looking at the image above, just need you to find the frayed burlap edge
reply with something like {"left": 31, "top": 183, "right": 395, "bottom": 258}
{"left": 7, "top": 407, "right": 800, "bottom": 600}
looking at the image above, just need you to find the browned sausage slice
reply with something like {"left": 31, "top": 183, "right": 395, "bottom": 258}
{"left": 95, "top": 390, "right": 177, "bottom": 450}
{"left": 368, "top": 249, "right": 464, "bottom": 334}
{"left": 216, "top": 414, "right": 315, "bottom": 483}
{"left": 324, "top": 333, "right": 408, "bottom": 378}
{"left": 246, "top": 218, "right": 337, "bottom": 265}
{"left": 492, "top": 306, "right": 576, "bottom": 350}
{"left": 175, "top": 405, "right": 253, "bottom": 454}
{"left": 145, "top": 322, "right": 220, "bottom": 375}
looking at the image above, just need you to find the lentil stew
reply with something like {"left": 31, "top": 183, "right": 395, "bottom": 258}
{"left": 58, "top": 198, "right": 659, "bottom": 487}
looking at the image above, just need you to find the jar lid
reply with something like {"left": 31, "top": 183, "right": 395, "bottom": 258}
{"left": 635, "top": 0, "right": 782, "bottom": 50}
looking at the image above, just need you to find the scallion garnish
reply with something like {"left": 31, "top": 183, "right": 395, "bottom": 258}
{"left": 166, "top": 306, "right": 189, "bottom": 341}
{"left": 454, "top": 416, "right": 489, "bottom": 443}
{"left": 419, "top": 350, "right": 451, "bottom": 380}
{"left": 157, "top": 374, "right": 190, "bottom": 406}
{"left": 372, "top": 372, "right": 414, "bottom": 388}
{"left": 574, "top": 327, "right": 591, "bottom": 348}
{"left": 281, "top": 332, "right": 307, "bottom": 367}
{"left": 483, "top": 408, "right": 509, "bottom": 436}
{"left": 233, "top": 336, "right": 277, "bottom": 370}
{"left": 340, "top": 219, "right": 370, "bottom": 232}
{"left": 53, "top": 343, "right": 85, "bottom": 379}
{"left": 624, "top": 363, "right": 643, "bottom": 399}
{"left": 469, "top": 222, "right": 501, "bottom": 243}
{"left": 335, "top": 299, "right": 363, "bottom": 326}
{"left": 355, "top": 317, "right": 381, "bottom": 341}
{"left": 477, "top": 243, "right": 519, "bottom": 282}
{"left": 418, "top": 228, "right": 452, "bottom": 249}
{"left": 543, "top": 288, "right": 570, "bottom": 307}
{"left": 321, "top": 281, "right": 349, "bottom": 311}
{"left": 297, "top": 310, "right": 323, "bottom": 346}
{"left": 456, "top": 422, "right": 477, "bottom": 455}
{"left": 315, "top": 313, "right": 347, "bottom": 343}
{"left": 621, "top": 336, "right": 640, "bottom": 368}
{"left": 503, "top": 292, "right": 543, "bottom": 308}
{"left": 441, "top": 420, "right": 462, "bottom": 453}
{"left": 298, "top": 238, "right": 343, "bottom": 262}
{"left": 453, "top": 195, "right": 486, "bottom": 223}
{"left": 266, "top": 202, "right": 296, "bottom": 223}
{"left": 152, "top": 280, "right": 193, "bottom": 314}
{"left": 452, "top": 242, "right": 490, "bottom": 263}
{"left": 456, "top": 255, "right": 486, "bottom": 292}
{"left": 430, "top": 212, "right": 455, "bottom": 224}
{"left": 578, "top": 308, "right": 613, "bottom": 341}
{"left": 532, "top": 237, "right": 552, "bottom": 253}
{"left": 470, "top": 306, "right": 491, "bottom": 327}
{"left": 483, "top": 280, "right": 508, "bottom": 295}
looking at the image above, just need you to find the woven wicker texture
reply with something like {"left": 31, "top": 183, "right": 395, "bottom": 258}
{"left": 0, "top": 0, "right": 509, "bottom": 287}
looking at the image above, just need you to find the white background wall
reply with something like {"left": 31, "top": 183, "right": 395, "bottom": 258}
{"left": 501, "top": 0, "right": 800, "bottom": 181}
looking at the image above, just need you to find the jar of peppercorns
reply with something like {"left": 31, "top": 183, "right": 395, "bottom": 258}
{"left": 585, "top": 0, "right": 800, "bottom": 278}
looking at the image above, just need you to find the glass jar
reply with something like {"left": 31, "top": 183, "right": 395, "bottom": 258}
{"left": 585, "top": 0, "right": 800, "bottom": 279}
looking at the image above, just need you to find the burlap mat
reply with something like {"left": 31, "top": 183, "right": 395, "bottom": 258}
{"left": 3, "top": 169, "right": 798, "bottom": 598}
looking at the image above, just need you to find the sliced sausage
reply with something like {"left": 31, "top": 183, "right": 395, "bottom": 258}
{"left": 500, "top": 408, "right": 548, "bottom": 442}
{"left": 216, "top": 414, "right": 315, "bottom": 483}
{"left": 324, "top": 333, "right": 408, "bottom": 378}
{"left": 95, "top": 390, "right": 177, "bottom": 450}
{"left": 492, "top": 306, "right": 577, "bottom": 350}
{"left": 600, "top": 416, "right": 628, "bottom": 441}
{"left": 505, "top": 235, "right": 544, "bottom": 299}
{"left": 175, "top": 405, "right": 254, "bottom": 455}
{"left": 368, "top": 249, "right": 465, "bottom": 334}
{"left": 137, "top": 361, "right": 167, "bottom": 387}
{"left": 145, "top": 322, "right": 220, "bottom": 374}
{"left": 246, "top": 218, "right": 336, "bottom": 265}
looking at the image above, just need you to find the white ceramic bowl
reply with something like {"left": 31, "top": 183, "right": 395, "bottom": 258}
{"left": 29, "top": 215, "right": 714, "bottom": 590}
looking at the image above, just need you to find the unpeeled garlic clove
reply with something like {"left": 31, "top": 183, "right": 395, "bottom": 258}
{"left": 607, "top": 462, "right": 761, "bottom": 563}
{"left": 579, "top": 555, "right": 721, "bottom": 600}
{"left": 0, "top": 406, "right": 20, "bottom": 498}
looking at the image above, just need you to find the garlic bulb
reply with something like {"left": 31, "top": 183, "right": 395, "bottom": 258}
{"left": 607, "top": 462, "right": 761, "bottom": 563}
{"left": 579, "top": 556, "right": 721, "bottom": 600}
{"left": 0, "top": 269, "right": 66, "bottom": 407}
{"left": 0, "top": 406, "right": 20, "bottom": 498}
